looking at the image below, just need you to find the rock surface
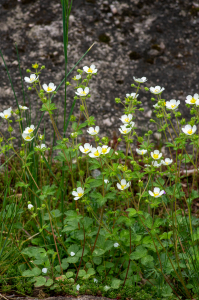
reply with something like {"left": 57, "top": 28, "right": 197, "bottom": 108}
{"left": 0, "top": 0, "right": 199, "bottom": 148}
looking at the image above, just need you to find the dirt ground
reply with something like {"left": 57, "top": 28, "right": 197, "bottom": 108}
{"left": 0, "top": 0, "right": 199, "bottom": 148}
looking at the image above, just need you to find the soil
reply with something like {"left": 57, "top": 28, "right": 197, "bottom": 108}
{"left": 0, "top": 0, "right": 199, "bottom": 148}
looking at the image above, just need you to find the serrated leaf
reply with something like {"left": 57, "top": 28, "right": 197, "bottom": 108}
{"left": 45, "top": 278, "right": 53, "bottom": 286}
{"left": 66, "top": 271, "right": 73, "bottom": 278}
{"left": 78, "top": 270, "right": 86, "bottom": 277}
{"left": 111, "top": 278, "right": 122, "bottom": 289}
{"left": 92, "top": 249, "right": 106, "bottom": 256}
{"left": 34, "top": 276, "right": 46, "bottom": 287}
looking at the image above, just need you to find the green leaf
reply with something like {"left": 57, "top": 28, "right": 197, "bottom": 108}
{"left": 66, "top": 256, "right": 79, "bottom": 263}
{"left": 32, "top": 267, "right": 42, "bottom": 276}
{"left": 66, "top": 271, "right": 73, "bottom": 278}
{"left": 92, "top": 249, "right": 106, "bottom": 256}
{"left": 87, "top": 268, "right": 95, "bottom": 275}
{"left": 15, "top": 181, "right": 30, "bottom": 189}
{"left": 141, "top": 255, "right": 154, "bottom": 266}
{"left": 111, "top": 278, "right": 122, "bottom": 289}
{"left": 61, "top": 259, "right": 69, "bottom": 270}
{"left": 68, "top": 244, "right": 79, "bottom": 254}
{"left": 34, "top": 276, "right": 46, "bottom": 287}
{"left": 45, "top": 278, "right": 53, "bottom": 287}
{"left": 22, "top": 270, "right": 34, "bottom": 277}
{"left": 153, "top": 218, "right": 164, "bottom": 228}
{"left": 89, "top": 179, "right": 103, "bottom": 188}
{"left": 130, "top": 246, "right": 147, "bottom": 260}
{"left": 92, "top": 257, "right": 102, "bottom": 265}
{"left": 78, "top": 270, "right": 86, "bottom": 277}
{"left": 160, "top": 231, "right": 173, "bottom": 240}
{"left": 126, "top": 208, "right": 137, "bottom": 217}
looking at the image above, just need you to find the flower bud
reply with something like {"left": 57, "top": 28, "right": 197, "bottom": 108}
{"left": 150, "top": 119, "right": 155, "bottom": 123}
{"left": 131, "top": 84, "right": 136, "bottom": 87}
{"left": 117, "top": 138, "right": 122, "bottom": 142}
{"left": 70, "top": 115, "right": 76, "bottom": 122}
{"left": 144, "top": 87, "right": 149, "bottom": 91}
{"left": 66, "top": 81, "right": 70, "bottom": 86}
{"left": 80, "top": 105, "right": 85, "bottom": 111}
{"left": 28, "top": 87, "right": 32, "bottom": 91}
{"left": 26, "top": 69, "right": 31, "bottom": 73}
{"left": 8, "top": 126, "right": 13, "bottom": 133}
{"left": 41, "top": 65, "right": 45, "bottom": 69}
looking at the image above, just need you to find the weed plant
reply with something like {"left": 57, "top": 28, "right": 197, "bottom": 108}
{"left": 0, "top": 1, "right": 199, "bottom": 300}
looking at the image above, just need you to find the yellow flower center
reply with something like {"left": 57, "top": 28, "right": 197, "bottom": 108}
{"left": 78, "top": 192, "right": 83, "bottom": 197}
{"left": 141, "top": 151, "right": 144, "bottom": 154}
{"left": 81, "top": 91, "right": 86, "bottom": 95}
{"left": 187, "top": 129, "right": 193, "bottom": 135}
{"left": 154, "top": 192, "right": 159, "bottom": 197}
{"left": 153, "top": 154, "right": 159, "bottom": 159}
{"left": 87, "top": 68, "right": 93, "bottom": 73}
{"left": 28, "top": 128, "right": 33, "bottom": 133}
{"left": 94, "top": 150, "right": 100, "bottom": 156}
{"left": 84, "top": 148, "right": 89, "bottom": 153}
{"left": 47, "top": 87, "right": 52, "bottom": 92}
{"left": 121, "top": 184, "right": 126, "bottom": 190}
{"left": 190, "top": 98, "right": 196, "bottom": 104}
{"left": 155, "top": 89, "right": 159, "bottom": 93}
{"left": 125, "top": 118, "right": 129, "bottom": 122}
{"left": 33, "top": 64, "right": 39, "bottom": 68}
{"left": 93, "top": 130, "right": 97, "bottom": 133}
{"left": 171, "top": 104, "right": 176, "bottom": 108}
{"left": 4, "top": 114, "right": 8, "bottom": 119}
{"left": 102, "top": 148, "right": 107, "bottom": 154}
{"left": 123, "top": 130, "right": 127, "bottom": 133}
{"left": 25, "top": 136, "right": 31, "bottom": 140}
{"left": 164, "top": 102, "right": 166, "bottom": 106}
{"left": 166, "top": 161, "right": 169, "bottom": 165}
{"left": 122, "top": 166, "right": 127, "bottom": 171}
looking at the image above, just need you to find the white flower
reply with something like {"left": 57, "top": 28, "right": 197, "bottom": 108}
{"left": 150, "top": 86, "right": 165, "bottom": 94}
{"left": 76, "top": 284, "right": 80, "bottom": 291}
{"left": 28, "top": 204, "right": 33, "bottom": 209}
{"left": 23, "top": 125, "right": 35, "bottom": 134}
{"left": 151, "top": 150, "right": 162, "bottom": 160}
{"left": 136, "top": 149, "right": 147, "bottom": 155}
{"left": 149, "top": 187, "right": 165, "bottom": 198}
{"left": 0, "top": 107, "right": 12, "bottom": 119}
{"left": 120, "top": 114, "right": 133, "bottom": 124}
{"left": 24, "top": 74, "right": 38, "bottom": 84}
{"left": 117, "top": 179, "right": 131, "bottom": 191}
{"left": 94, "top": 278, "right": 98, "bottom": 283}
{"left": 166, "top": 99, "right": 180, "bottom": 110}
{"left": 19, "top": 105, "right": 29, "bottom": 110}
{"left": 22, "top": 132, "right": 34, "bottom": 141}
{"left": 74, "top": 74, "right": 81, "bottom": 80}
{"left": 133, "top": 76, "right": 147, "bottom": 83}
{"left": 101, "top": 145, "right": 111, "bottom": 155}
{"left": 153, "top": 103, "right": 160, "bottom": 109}
{"left": 114, "top": 243, "right": 119, "bottom": 248}
{"left": 119, "top": 124, "right": 132, "bottom": 135}
{"left": 43, "top": 83, "right": 56, "bottom": 93}
{"left": 36, "top": 144, "right": 47, "bottom": 150}
{"left": 152, "top": 161, "right": 162, "bottom": 168}
{"left": 104, "top": 286, "right": 110, "bottom": 291}
{"left": 185, "top": 94, "right": 199, "bottom": 105}
{"left": 182, "top": 124, "right": 197, "bottom": 135}
{"left": 83, "top": 64, "right": 97, "bottom": 74}
{"left": 72, "top": 187, "right": 84, "bottom": 200}
{"left": 104, "top": 179, "right": 109, "bottom": 184}
{"left": 70, "top": 252, "right": 75, "bottom": 256}
{"left": 42, "top": 268, "right": 47, "bottom": 274}
{"left": 126, "top": 93, "right": 139, "bottom": 98}
{"left": 161, "top": 158, "right": 173, "bottom": 166}
{"left": 75, "top": 87, "right": 89, "bottom": 97}
{"left": 79, "top": 143, "right": 92, "bottom": 154}
{"left": 87, "top": 126, "right": 99, "bottom": 135}
{"left": 89, "top": 146, "right": 102, "bottom": 158}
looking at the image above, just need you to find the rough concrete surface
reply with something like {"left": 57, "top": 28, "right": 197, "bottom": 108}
{"left": 0, "top": 0, "right": 199, "bottom": 149}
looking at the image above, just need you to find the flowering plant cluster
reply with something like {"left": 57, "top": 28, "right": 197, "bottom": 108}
{"left": 1, "top": 61, "right": 199, "bottom": 299}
